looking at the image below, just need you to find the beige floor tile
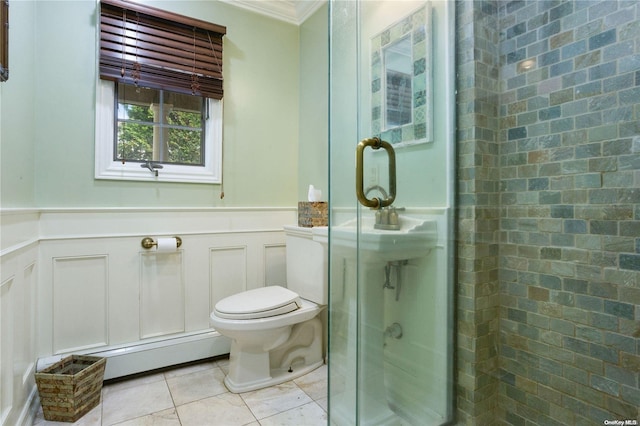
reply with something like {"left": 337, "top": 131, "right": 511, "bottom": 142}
{"left": 101, "top": 380, "right": 174, "bottom": 425}
{"left": 163, "top": 360, "right": 218, "bottom": 380}
{"left": 111, "top": 408, "right": 180, "bottom": 425}
{"left": 240, "top": 381, "right": 312, "bottom": 420}
{"left": 102, "top": 371, "right": 166, "bottom": 397}
{"left": 294, "top": 364, "right": 328, "bottom": 401}
{"left": 176, "top": 392, "right": 257, "bottom": 426}
{"left": 166, "top": 367, "right": 228, "bottom": 406}
{"left": 258, "top": 401, "right": 328, "bottom": 426}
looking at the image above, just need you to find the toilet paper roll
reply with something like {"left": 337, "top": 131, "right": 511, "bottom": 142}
{"left": 156, "top": 237, "right": 178, "bottom": 252}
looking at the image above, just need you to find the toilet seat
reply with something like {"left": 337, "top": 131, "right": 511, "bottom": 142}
{"left": 214, "top": 286, "right": 302, "bottom": 320}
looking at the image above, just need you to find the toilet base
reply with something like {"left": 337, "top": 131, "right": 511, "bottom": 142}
{"left": 224, "top": 359, "right": 324, "bottom": 393}
{"left": 223, "top": 317, "right": 324, "bottom": 393}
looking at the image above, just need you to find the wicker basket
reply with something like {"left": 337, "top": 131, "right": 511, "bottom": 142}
{"left": 35, "top": 355, "right": 106, "bottom": 422}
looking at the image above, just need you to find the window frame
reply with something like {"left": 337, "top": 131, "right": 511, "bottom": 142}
{"left": 95, "top": 79, "right": 223, "bottom": 184}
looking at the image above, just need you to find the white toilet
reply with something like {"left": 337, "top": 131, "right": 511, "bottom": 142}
{"left": 210, "top": 225, "right": 327, "bottom": 393}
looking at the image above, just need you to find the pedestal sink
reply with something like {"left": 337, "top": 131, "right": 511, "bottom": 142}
{"left": 313, "top": 215, "right": 437, "bottom": 261}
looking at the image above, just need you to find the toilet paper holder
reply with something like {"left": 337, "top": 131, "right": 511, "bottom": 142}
{"left": 141, "top": 236, "right": 182, "bottom": 249}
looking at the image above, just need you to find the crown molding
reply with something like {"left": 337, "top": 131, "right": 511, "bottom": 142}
{"left": 222, "top": 0, "right": 326, "bottom": 25}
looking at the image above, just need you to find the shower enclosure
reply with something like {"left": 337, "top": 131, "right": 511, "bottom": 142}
{"left": 327, "top": 1, "right": 456, "bottom": 424}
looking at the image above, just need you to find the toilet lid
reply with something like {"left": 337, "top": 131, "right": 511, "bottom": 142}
{"left": 214, "top": 286, "right": 302, "bottom": 320}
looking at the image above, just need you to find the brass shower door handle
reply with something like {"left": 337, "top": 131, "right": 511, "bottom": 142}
{"left": 356, "top": 137, "right": 396, "bottom": 208}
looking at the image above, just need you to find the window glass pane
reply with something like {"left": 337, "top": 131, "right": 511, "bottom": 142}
{"left": 117, "top": 122, "right": 153, "bottom": 161}
{"left": 116, "top": 83, "right": 205, "bottom": 165}
{"left": 168, "top": 128, "right": 203, "bottom": 164}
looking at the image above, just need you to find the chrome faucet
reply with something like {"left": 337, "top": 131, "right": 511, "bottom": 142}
{"left": 365, "top": 185, "right": 402, "bottom": 230}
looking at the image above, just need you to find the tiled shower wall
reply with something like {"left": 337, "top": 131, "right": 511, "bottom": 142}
{"left": 456, "top": 0, "right": 640, "bottom": 424}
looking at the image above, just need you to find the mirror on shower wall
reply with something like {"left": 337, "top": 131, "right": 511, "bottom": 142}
{"left": 370, "top": 4, "right": 432, "bottom": 147}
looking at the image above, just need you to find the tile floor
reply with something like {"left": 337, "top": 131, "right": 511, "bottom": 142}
{"left": 33, "top": 357, "right": 328, "bottom": 426}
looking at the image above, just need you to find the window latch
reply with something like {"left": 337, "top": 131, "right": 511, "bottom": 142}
{"left": 141, "top": 161, "right": 164, "bottom": 177}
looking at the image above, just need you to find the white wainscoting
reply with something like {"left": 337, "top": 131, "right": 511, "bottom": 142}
{"left": 0, "top": 207, "right": 296, "bottom": 426}
{"left": 0, "top": 210, "right": 39, "bottom": 426}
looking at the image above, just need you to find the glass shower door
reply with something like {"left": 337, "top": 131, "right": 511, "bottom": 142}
{"left": 328, "top": 1, "right": 455, "bottom": 425}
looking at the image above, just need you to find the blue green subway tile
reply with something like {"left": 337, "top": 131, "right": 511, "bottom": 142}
{"left": 550, "top": 60, "right": 573, "bottom": 77}
{"left": 619, "top": 87, "right": 640, "bottom": 105}
{"left": 603, "top": 299, "right": 635, "bottom": 320}
{"left": 528, "top": 177, "right": 549, "bottom": 190}
{"left": 588, "top": 29, "right": 617, "bottom": 50}
{"left": 590, "top": 220, "right": 618, "bottom": 235}
{"left": 620, "top": 253, "right": 640, "bottom": 271}
{"left": 507, "top": 22, "right": 526, "bottom": 39}
{"left": 551, "top": 205, "right": 574, "bottom": 218}
{"left": 603, "top": 74, "right": 634, "bottom": 94}
{"left": 575, "top": 81, "right": 602, "bottom": 99}
{"left": 589, "top": 343, "right": 619, "bottom": 364}
{"left": 575, "top": 295, "right": 604, "bottom": 312}
{"left": 516, "top": 31, "right": 537, "bottom": 48}
{"left": 621, "top": 384, "right": 640, "bottom": 408}
{"left": 575, "top": 173, "right": 602, "bottom": 188}
{"left": 561, "top": 40, "right": 587, "bottom": 59}
{"left": 590, "top": 375, "right": 619, "bottom": 397}
{"left": 576, "top": 51, "right": 602, "bottom": 71}
{"left": 603, "top": 41, "right": 635, "bottom": 64}
{"left": 604, "top": 332, "right": 636, "bottom": 353}
{"left": 562, "top": 69, "right": 588, "bottom": 88}
{"left": 538, "top": 19, "right": 561, "bottom": 39}
{"left": 636, "top": 70, "right": 639, "bottom": 86}
{"left": 588, "top": 94, "right": 617, "bottom": 112}
{"left": 549, "top": 1, "right": 573, "bottom": 20}
{"left": 539, "top": 49, "right": 560, "bottom": 66}
{"left": 539, "top": 106, "right": 561, "bottom": 121}
{"left": 564, "top": 219, "right": 587, "bottom": 234}
{"left": 619, "top": 120, "right": 640, "bottom": 138}
{"left": 550, "top": 118, "right": 574, "bottom": 133}
{"left": 507, "top": 48, "right": 527, "bottom": 64}
{"left": 618, "top": 153, "right": 640, "bottom": 170}
{"left": 589, "top": 62, "right": 617, "bottom": 81}
{"left": 589, "top": 312, "right": 619, "bottom": 331}
{"left": 604, "top": 365, "right": 637, "bottom": 391}
{"left": 551, "top": 233, "right": 575, "bottom": 247}
{"left": 636, "top": 238, "right": 640, "bottom": 254}
{"left": 618, "top": 188, "right": 640, "bottom": 203}
{"left": 588, "top": 189, "right": 618, "bottom": 204}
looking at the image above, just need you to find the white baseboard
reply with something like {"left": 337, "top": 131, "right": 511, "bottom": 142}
{"left": 37, "top": 331, "right": 231, "bottom": 380}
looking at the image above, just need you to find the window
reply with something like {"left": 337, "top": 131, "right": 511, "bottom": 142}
{"left": 95, "top": 0, "right": 225, "bottom": 183}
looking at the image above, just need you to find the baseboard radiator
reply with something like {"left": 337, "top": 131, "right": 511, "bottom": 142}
{"left": 36, "top": 331, "right": 231, "bottom": 380}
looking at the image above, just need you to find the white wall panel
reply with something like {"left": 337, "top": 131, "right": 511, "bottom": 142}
{"left": 1, "top": 277, "right": 14, "bottom": 424}
{"left": 264, "top": 244, "right": 287, "bottom": 286}
{"left": 209, "top": 246, "right": 247, "bottom": 311}
{"left": 52, "top": 255, "right": 108, "bottom": 353}
{"left": 140, "top": 251, "right": 185, "bottom": 339}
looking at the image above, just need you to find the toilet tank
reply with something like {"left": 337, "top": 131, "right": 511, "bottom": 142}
{"left": 284, "top": 225, "right": 328, "bottom": 305}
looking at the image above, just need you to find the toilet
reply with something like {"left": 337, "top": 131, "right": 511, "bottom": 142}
{"left": 210, "top": 225, "right": 328, "bottom": 393}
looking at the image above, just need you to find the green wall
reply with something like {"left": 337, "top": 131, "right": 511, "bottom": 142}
{"left": 0, "top": 0, "right": 37, "bottom": 208}
{"left": 298, "top": 3, "right": 328, "bottom": 202}
{"left": 2, "top": 0, "right": 305, "bottom": 208}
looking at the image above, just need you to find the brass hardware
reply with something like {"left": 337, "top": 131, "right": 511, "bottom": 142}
{"left": 356, "top": 137, "right": 396, "bottom": 209}
{"left": 141, "top": 236, "right": 182, "bottom": 249}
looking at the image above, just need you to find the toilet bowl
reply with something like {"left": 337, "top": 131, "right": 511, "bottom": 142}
{"left": 210, "top": 225, "right": 328, "bottom": 393}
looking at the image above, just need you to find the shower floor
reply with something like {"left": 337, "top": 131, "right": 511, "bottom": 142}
{"left": 33, "top": 357, "right": 327, "bottom": 426}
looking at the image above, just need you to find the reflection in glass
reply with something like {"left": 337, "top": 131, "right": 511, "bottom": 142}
{"left": 384, "top": 36, "right": 412, "bottom": 128}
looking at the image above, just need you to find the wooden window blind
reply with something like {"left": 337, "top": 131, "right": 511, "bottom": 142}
{"left": 100, "top": 0, "right": 226, "bottom": 99}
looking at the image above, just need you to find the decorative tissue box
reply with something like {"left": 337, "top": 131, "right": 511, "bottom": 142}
{"left": 298, "top": 202, "right": 328, "bottom": 227}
